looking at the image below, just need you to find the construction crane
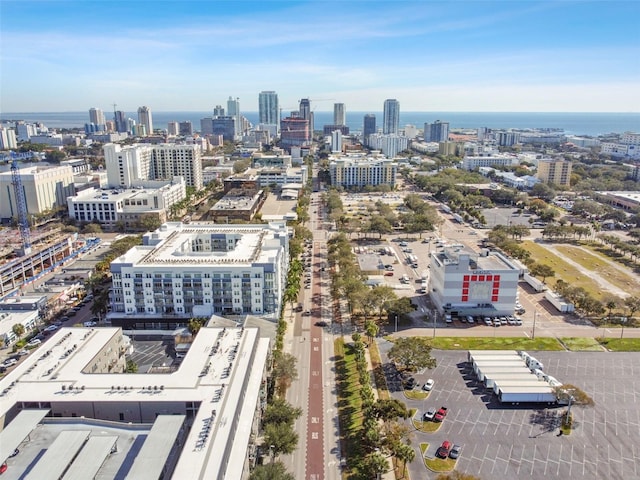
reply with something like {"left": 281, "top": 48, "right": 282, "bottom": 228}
{"left": 1, "top": 151, "right": 38, "bottom": 255}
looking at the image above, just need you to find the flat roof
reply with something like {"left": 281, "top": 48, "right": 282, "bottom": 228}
{"left": 126, "top": 415, "right": 185, "bottom": 480}
{"left": 0, "top": 409, "right": 49, "bottom": 461}
{"left": 116, "top": 222, "right": 287, "bottom": 266}
{"left": 61, "top": 435, "right": 118, "bottom": 480}
{"left": 24, "top": 430, "right": 91, "bottom": 480}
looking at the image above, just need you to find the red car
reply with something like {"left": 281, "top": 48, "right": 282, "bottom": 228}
{"left": 436, "top": 440, "right": 452, "bottom": 459}
{"left": 434, "top": 406, "right": 448, "bottom": 422}
{"left": 0, "top": 462, "right": 7, "bottom": 474}
{"left": 384, "top": 271, "right": 394, "bottom": 276}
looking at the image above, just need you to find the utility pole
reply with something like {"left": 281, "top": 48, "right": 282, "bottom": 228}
{"left": 532, "top": 310, "right": 537, "bottom": 339}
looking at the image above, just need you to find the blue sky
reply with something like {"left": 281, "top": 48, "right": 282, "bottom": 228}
{"left": 1, "top": 0, "right": 639, "bottom": 112}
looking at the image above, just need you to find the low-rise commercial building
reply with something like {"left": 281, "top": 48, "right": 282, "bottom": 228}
{"left": 429, "top": 246, "right": 520, "bottom": 317}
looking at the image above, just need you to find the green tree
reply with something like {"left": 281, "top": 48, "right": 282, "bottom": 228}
{"left": 371, "top": 398, "right": 410, "bottom": 421}
{"left": 364, "top": 319, "right": 379, "bottom": 344}
{"left": 360, "top": 452, "right": 389, "bottom": 478}
{"left": 529, "top": 263, "right": 555, "bottom": 283}
{"left": 263, "top": 422, "right": 298, "bottom": 457}
{"left": 82, "top": 222, "right": 103, "bottom": 234}
{"left": 387, "top": 337, "right": 437, "bottom": 373}
{"left": 263, "top": 398, "right": 302, "bottom": 427}
{"left": 624, "top": 296, "right": 640, "bottom": 322}
{"left": 125, "top": 359, "right": 138, "bottom": 373}
{"left": 395, "top": 443, "right": 416, "bottom": 477}
{"left": 272, "top": 352, "right": 298, "bottom": 395}
{"left": 188, "top": 317, "right": 206, "bottom": 335}
{"left": 12, "top": 323, "right": 25, "bottom": 338}
{"left": 249, "top": 461, "right": 295, "bottom": 480}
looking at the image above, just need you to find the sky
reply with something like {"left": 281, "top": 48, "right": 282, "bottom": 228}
{"left": 1, "top": 0, "right": 639, "bottom": 113}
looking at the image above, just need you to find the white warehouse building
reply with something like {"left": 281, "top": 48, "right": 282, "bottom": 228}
{"left": 429, "top": 246, "right": 520, "bottom": 318}
{"left": 109, "top": 222, "right": 289, "bottom": 328}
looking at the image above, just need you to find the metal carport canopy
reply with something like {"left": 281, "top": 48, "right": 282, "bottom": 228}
{"left": 24, "top": 430, "right": 91, "bottom": 480}
{"left": 0, "top": 409, "right": 49, "bottom": 462}
{"left": 62, "top": 435, "right": 118, "bottom": 480}
{"left": 125, "top": 415, "right": 185, "bottom": 480}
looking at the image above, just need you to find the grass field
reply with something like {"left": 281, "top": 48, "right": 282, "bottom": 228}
{"left": 597, "top": 337, "right": 640, "bottom": 352}
{"left": 413, "top": 418, "right": 442, "bottom": 433}
{"left": 405, "top": 390, "right": 428, "bottom": 400}
{"left": 559, "top": 337, "right": 605, "bottom": 351}
{"left": 521, "top": 240, "right": 604, "bottom": 299}
{"left": 431, "top": 337, "right": 565, "bottom": 351}
{"left": 553, "top": 244, "right": 640, "bottom": 298}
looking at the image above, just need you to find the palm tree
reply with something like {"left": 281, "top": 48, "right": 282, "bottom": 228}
{"left": 395, "top": 443, "right": 416, "bottom": 479}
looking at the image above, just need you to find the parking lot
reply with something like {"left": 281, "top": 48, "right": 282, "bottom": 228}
{"left": 377, "top": 345, "right": 640, "bottom": 479}
{"left": 128, "top": 340, "right": 175, "bottom": 373}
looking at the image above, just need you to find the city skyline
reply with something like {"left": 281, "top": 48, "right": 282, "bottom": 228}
{"left": 1, "top": 1, "right": 639, "bottom": 113}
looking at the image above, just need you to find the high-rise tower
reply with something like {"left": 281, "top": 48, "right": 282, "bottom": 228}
{"left": 424, "top": 120, "right": 449, "bottom": 142}
{"left": 299, "top": 98, "right": 313, "bottom": 140}
{"left": 383, "top": 99, "right": 399, "bottom": 135}
{"left": 259, "top": 91, "right": 279, "bottom": 126}
{"left": 227, "top": 96, "right": 241, "bottom": 138}
{"left": 333, "top": 103, "right": 346, "bottom": 126}
{"left": 89, "top": 108, "right": 106, "bottom": 126}
{"left": 114, "top": 110, "right": 128, "bottom": 133}
{"left": 137, "top": 106, "right": 153, "bottom": 136}
{"left": 363, "top": 114, "right": 376, "bottom": 146}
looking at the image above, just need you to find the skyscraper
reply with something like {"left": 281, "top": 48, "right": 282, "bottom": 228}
{"left": 227, "top": 96, "right": 241, "bottom": 138}
{"left": 213, "top": 105, "right": 225, "bottom": 117}
{"left": 114, "top": 110, "right": 128, "bottom": 133}
{"left": 137, "top": 106, "right": 153, "bottom": 136}
{"left": 333, "top": 103, "right": 346, "bottom": 126}
{"left": 383, "top": 99, "right": 399, "bottom": 135}
{"left": 259, "top": 91, "right": 279, "bottom": 126}
{"left": 299, "top": 98, "right": 312, "bottom": 141}
{"left": 89, "top": 107, "right": 106, "bottom": 126}
{"left": 423, "top": 120, "right": 449, "bottom": 142}
{"left": 363, "top": 114, "right": 376, "bottom": 139}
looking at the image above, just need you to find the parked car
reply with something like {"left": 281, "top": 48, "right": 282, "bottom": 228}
{"left": 434, "top": 406, "right": 448, "bottom": 422}
{"left": 27, "top": 338, "right": 42, "bottom": 348}
{"left": 0, "top": 462, "right": 7, "bottom": 474}
{"left": 315, "top": 321, "right": 328, "bottom": 327}
{"left": 484, "top": 317, "right": 493, "bottom": 326}
{"left": 44, "top": 325, "right": 58, "bottom": 333}
{"left": 423, "top": 407, "right": 437, "bottom": 421}
{"left": 493, "top": 318, "right": 501, "bottom": 327}
{"left": 449, "top": 444, "right": 462, "bottom": 459}
{"left": 514, "top": 317, "right": 523, "bottom": 325}
{"left": 17, "top": 349, "right": 29, "bottom": 356}
{"left": 384, "top": 271, "right": 394, "bottom": 276}
{"left": 422, "top": 379, "right": 435, "bottom": 391}
{"left": 436, "top": 440, "right": 452, "bottom": 459}
{"left": 2, "top": 358, "right": 17, "bottom": 368}
{"left": 8, "top": 449, "right": 18, "bottom": 458}
{"left": 404, "top": 377, "right": 417, "bottom": 390}
{"left": 83, "top": 321, "right": 97, "bottom": 327}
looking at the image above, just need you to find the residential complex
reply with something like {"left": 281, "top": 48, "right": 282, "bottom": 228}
{"left": 329, "top": 153, "right": 398, "bottom": 188}
{"left": 108, "top": 221, "right": 289, "bottom": 327}
{"left": 0, "top": 325, "right": 270, "bottom": 480}
{"left": 104, "top": 143, "right": 203, "bottom": 189}
{"left": 67, "top": 178, "right": 186, "bottom": 230}
{"left": 424, "top": 120, "right": 450, "bottom": 142}
{"left": 536, "top": 158, "right": 572, "bottom": 186}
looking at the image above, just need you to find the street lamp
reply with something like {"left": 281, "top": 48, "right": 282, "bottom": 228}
{"left": 532, "top": 310, "right": 538, "bottom": 339}
{"left": 269, "top": 444, "right": 275, "bottom": 463}
{"left": 620, "top": 317, "right": 627, "bottom": 339}
{"left": 395, "top": 315, "right": 398, "bottom": 333}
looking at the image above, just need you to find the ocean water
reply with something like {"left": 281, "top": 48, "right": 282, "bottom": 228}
{"left": 1, "top": 111, "right": 638, "bottom": 137}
